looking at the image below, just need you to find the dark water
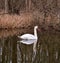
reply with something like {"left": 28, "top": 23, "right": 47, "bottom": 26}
{"left": 0, "top": 29, "right": 60, "bottom": 63}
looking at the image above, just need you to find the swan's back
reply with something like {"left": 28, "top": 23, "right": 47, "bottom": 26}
{"left": 18, "top": 34, "right": 37, "bottom": 40}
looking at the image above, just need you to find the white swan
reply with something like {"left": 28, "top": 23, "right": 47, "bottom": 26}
{"left": 18, "top": 26, "right": 39, "bottom": 60}
{"left": 18, "top": 26, "right": 38, "bottom": 41}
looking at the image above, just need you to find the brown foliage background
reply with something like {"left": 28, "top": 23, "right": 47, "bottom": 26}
{"left": 0, "top": 0, "right": 60, "bottom": 30}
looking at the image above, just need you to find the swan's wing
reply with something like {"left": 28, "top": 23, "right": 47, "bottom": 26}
{"left": 18, "top": 34, "right": 36, "bottom": 39}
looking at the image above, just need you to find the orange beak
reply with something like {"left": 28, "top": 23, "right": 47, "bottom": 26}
{"left": 37, "top": 28, "right": 41, "bottom": 32}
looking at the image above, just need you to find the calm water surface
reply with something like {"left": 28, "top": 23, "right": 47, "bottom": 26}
{"left": 0, "top": 29, "right": 60, "bottom": 63}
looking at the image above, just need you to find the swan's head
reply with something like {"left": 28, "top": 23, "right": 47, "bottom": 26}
{"left": 34, "top": 26, "right": 41, "bottom": 32}
{"left": 34, "top": 26, "right": 38, "bottom": 29}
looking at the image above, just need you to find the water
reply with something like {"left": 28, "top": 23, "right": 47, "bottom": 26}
{"left": 0, "top": 29, "right": 60, "bottom": 63}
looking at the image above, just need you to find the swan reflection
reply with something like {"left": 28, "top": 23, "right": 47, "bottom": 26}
{"left": 17, "top": 39, "right": 37, "bottom": 61}
{"left": 18, "top": 39, "right": 37, "bottom": 45}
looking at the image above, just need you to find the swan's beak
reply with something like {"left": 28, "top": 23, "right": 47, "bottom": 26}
{"left": 37, "top": 28, "right": 41, "bottom": 32}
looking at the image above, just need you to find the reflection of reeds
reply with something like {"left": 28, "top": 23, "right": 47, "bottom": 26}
{"left": 0, "top": 29, "right": 20, "bottom": 38}
{"left": 0, "top": 31, "right": 60, "bottom": 63}
{"left": 0, "top": 28, "right": 33, "bottom": 38}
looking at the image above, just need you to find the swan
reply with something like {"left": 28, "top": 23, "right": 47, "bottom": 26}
{"left": 17, "top": 26, "right": 39, "bottom": 59}
{"left": 18, "top": 26, "right": 38, "bottom": 40}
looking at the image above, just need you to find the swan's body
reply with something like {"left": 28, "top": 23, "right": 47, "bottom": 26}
{"left": 20, "top": 34, "right": 37, "bottom": 40}
{"left": 18, "top": 26, "right": 38, "bottom": 41}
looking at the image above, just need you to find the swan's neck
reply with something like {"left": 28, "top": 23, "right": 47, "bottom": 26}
{"left": 34, "top": 28, "right": 37, "bottom": 38}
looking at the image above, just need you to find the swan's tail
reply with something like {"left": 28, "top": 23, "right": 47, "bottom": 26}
{"left": 18, "top": 36, "right": 22, "bottom": 39}
{"left": 18, "top": 36, "right": 20, "bottom": 38}
{"left": 18, "top": 36, "right": 23, "bottom": 40}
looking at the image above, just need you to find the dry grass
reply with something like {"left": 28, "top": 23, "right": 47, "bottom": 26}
{"left": 0, "top": 10, "right": 60, "bottom": 30}
{"left": 0, "top": 12, "right": 35, "bottom": 28}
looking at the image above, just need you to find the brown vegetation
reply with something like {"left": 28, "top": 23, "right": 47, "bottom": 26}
{"left": 0, "top": 0, "right": 60, "bottom": 31}
{"left": 0, "top": 12, "right": 34, "bottom": 28}
{"left": 0, "top": 10, "right": 60, "bottom": 30}
{"left": 0, "top": 29, "right": 29, "bottom": 38}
